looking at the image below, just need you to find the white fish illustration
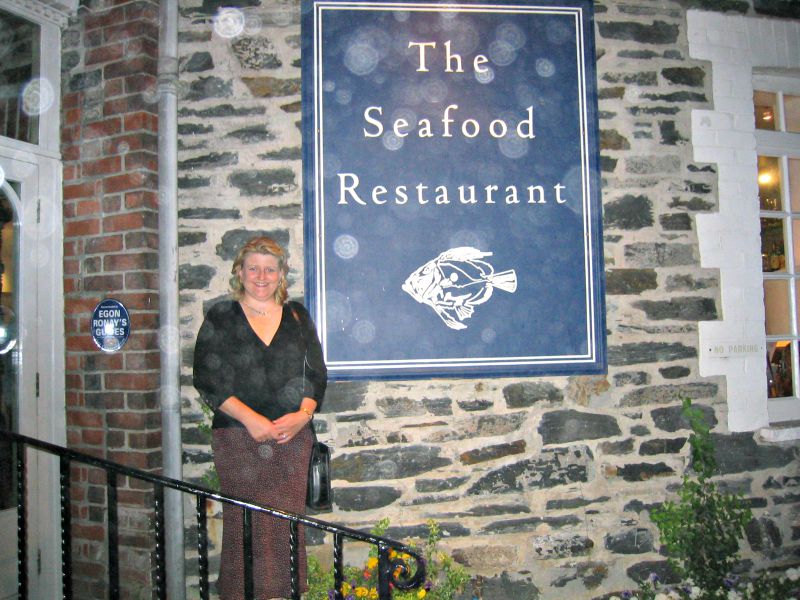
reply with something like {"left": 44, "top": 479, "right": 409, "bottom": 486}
{"left": 402, "top": 247, "right": 517, "bottom": 330}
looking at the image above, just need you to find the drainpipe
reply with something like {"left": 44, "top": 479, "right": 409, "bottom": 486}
{"left": 157, "top": 0, "right": 185, "bottom": 598}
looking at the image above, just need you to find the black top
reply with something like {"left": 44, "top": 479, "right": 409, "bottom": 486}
{"left": 193, "top": 300, "right": 327, "bottom": 429}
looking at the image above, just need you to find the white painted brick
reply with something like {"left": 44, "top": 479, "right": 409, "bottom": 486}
{"left": 718, "top": 194, "right": 758, "bottom": 216}
{"left": 698, "top": 248, "right": 725, "bottom": 268}
{"left": 707, "top": 27, "right": 724, "bottom": 47}
{"left": 689, "top": 124, "right": 720, "bottom": 147}
{"left": 718, "top": 176, "right": 758, "bottom": 197}
{"left": 790, "top": 24, "right": 800, "bottom": 68}
{"left": 733, "top": 148, "right": 758, "bottom": 166}
{"left": 697, "top": 245, "right": 724, "bottom": 267}
{"left": 732, "top": 113, "right": 756, "bottom": 132}
{"left": 693, "top": 145, "right": 736, "bottom": 164}
{"left": 728, "top": 401, "right": 769, "bottom": 431}
{"left": 692, "top": 109, "right": 733, "bottom": 132}
{"left": 713, "top": 77, "right": 735, "bottom": 101}
{"left": 744, "top": 285, "right": 767, "bottom": 305}
{"left": 728, "top": 30, "right": 750, "bottom": 51}
{"left": 713, "top": 96, "right": 759, "bottom": 115}
{"left": 708, "top": 45, "right": 739, "bottom": 65}
{"left": 715, "top": 130, "right": 757, "bottom": 149}
{"left": 726, "top": 15, "right": 748, "bottom": 34}
{"left": 775, "top": 26, "right": 791, "bottom": 66}
{"left": 720, "top": 303, "right": 750, "bottom": 325}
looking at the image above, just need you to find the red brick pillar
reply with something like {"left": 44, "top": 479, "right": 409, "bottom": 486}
{"left": 61, "top": 2, "right": 161, "bottom": 597}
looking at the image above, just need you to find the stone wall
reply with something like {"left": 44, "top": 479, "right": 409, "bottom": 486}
{"left": 176, "top": 1, "right": 800, "bottom": 599}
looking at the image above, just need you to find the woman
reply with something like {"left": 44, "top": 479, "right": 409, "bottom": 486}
{"left": 193, "top": 236, "right": 327, "bottom": 600}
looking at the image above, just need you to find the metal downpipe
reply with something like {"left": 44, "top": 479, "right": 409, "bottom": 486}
{"left": 157, "top": 0, "right": 184, "bottom": 598}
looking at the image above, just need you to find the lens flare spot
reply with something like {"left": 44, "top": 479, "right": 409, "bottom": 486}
{"left": 334, "top": 234, "right": 359, "bottom": 260}
{"left": 535, "top": 58, "right": 556, "bottom": 78}
{"left": 475, "top": 67, "right": 495, "bottom": 85}
{"left": 498, "top": 135, "right": 529, "bottom": 159}
{"left": 488, "top": 40, "right": 516, "bottom": 67}
{"left": 345, "top": 42, "right": 380, "bottom": 76}
{"left": 421, "top": 78, "right": 448, "bottom": 103}
{"left": 496, "top": 22, "right": 526, "bottom": 50}
{"left": 327, "top": 291, "right": 353, "bottom": 330}
{"left": 382, "top": 132, "right": 404, "bottom": 151}
{"left": 351, "top": 319, "right": 376, "bottom": 344}
{"left": 213, "top": 8, "right": 246, "bottom": 38}
{"left": 21, "top": 78, "right": 55, "bottom": 116}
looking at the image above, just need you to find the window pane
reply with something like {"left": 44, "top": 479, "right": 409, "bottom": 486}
{"left": 0, "top": 185, "right": 18, "bottom": 510}
{"left": 792, "top": 219, "right": 800, "bottom": 271}
{"left": 790, "top": 158, "right": 800, "bottom": 212}
{"left": 767, "top": 341, "right": 794, "bottom": 398}
{"left": 764, "top": 279, "right": 791, "bottom": 334}
{"left": 758, "top": 155, "right": 782, "bottom": 210}
{"left": 761, "top": 217, "right": 786, "bottom": 272}
{"left": 754, "top": 90, "right": 778, "bottom": 131}
{"left": 0, "top": 9, "right": 40, "bottom": 144}
{"left": 786, "top": 94, "right": 800, "bottom": 134}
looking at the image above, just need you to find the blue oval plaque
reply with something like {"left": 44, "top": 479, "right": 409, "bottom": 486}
{"left": 91, "top": 298, "right": 130, "bottom": 353}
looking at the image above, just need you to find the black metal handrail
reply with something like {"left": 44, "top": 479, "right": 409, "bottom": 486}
{"left": 1, "top": 430, "right": 426, "bottom": 600}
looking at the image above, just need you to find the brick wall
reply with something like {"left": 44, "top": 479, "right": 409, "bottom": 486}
{"left": 61, "top": 1, "right": 161, "bottom": 597}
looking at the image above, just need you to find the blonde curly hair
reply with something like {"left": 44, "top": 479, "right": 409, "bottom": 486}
{"left": 229, "top": 236, "right": 289, "bottom": 304}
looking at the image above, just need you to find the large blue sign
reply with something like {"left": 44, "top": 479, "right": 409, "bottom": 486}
{"left": 302, "top": 0, "right": 605, "bottom": 379}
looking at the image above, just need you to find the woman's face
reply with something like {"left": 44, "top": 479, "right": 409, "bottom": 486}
{"left": 239, "top": 252, "right": 282, "bottom": 303}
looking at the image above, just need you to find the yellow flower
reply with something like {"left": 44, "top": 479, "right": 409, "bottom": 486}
{"left": 367, "top": 557, "right": 379, "bottom": 570}
{"left": 417, "top": 589, "right": 427, "bottom": 599}
{"left": 356, "top": 586, "right": 371, "bottom": 598}
{"left": 369, "top": 588, "right": 379, "bottom": 600}
{"left": 341, "top": 582, "right": 351, "bottom": 596}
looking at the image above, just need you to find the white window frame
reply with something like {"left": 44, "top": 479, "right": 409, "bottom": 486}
{"left": 688, "top": 10, "right": 800, "bottom": 440}
{"left": 755, "top": 75, "right": 800, "bottom": 426}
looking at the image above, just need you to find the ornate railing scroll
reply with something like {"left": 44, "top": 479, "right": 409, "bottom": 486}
{"left": 1, "top": 429, "right": 426, "bottom": 600}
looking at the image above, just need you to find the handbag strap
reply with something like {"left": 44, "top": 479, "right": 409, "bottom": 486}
{"left": 290, "top": 303, "right": 317, "bottom": 437}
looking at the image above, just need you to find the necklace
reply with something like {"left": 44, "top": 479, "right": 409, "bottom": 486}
{"left": 242, "top": 302, "right": 278, "bottom": 317}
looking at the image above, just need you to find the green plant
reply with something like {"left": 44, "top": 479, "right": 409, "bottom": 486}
{"left": 650, "top": 398, "right": 752, "bottom": 592}
{"left": 197, "top": 401, "right": 220, "bottom": 491}
{"left": 615, "top": 399, "right": 798, "bottom": 600}
{"left": 306, "top": 518, "right": 469, "bottom": 600}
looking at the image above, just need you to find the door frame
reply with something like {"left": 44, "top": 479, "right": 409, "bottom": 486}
{"left": 0, "top": 142, "right": 65, "bottom": 600}
{"left": 0, "top": 2, "right": 67, "bottom": 598}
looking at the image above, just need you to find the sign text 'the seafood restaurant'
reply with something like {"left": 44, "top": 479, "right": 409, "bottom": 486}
{"left": 337, "top": 40, "right": 570, "bottom": 208}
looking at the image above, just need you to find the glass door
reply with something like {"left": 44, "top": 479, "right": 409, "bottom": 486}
{"left": 0, "top": 156, "right": 36, "bottom": 600}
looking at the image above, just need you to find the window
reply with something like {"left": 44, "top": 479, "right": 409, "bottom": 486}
{"left": 755, "top": 79, "right": 800, "bottom": 411}
{"left": 688, "top": 10, "right": 800, "bottom": 436}
{"left": 0, "top": 8, "right": 41, "bottom": 144}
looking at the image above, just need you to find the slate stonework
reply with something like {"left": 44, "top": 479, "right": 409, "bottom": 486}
{"left": 173, "top": 2, "right": 800, "bottom": 599}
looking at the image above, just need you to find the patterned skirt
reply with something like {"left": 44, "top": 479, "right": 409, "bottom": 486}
{"left": 212, "top": 426, "right": 312, "bottom": 600}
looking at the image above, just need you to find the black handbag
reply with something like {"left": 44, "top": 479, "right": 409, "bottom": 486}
{"left": 306, "top": 423, "right": 332, "bottom": 511}
{"left": 291, "top": 304, "right": 333, "bottom": 511}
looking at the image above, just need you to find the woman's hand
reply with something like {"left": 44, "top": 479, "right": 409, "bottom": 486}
{"left": 243, "top": 414, "right": 280, "bottom": 443}
{"left": 218, "top": 396, "right": 280, "bottom": 442}
{"left": 272, "top": 410, "right": 312, "bottom": 444}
